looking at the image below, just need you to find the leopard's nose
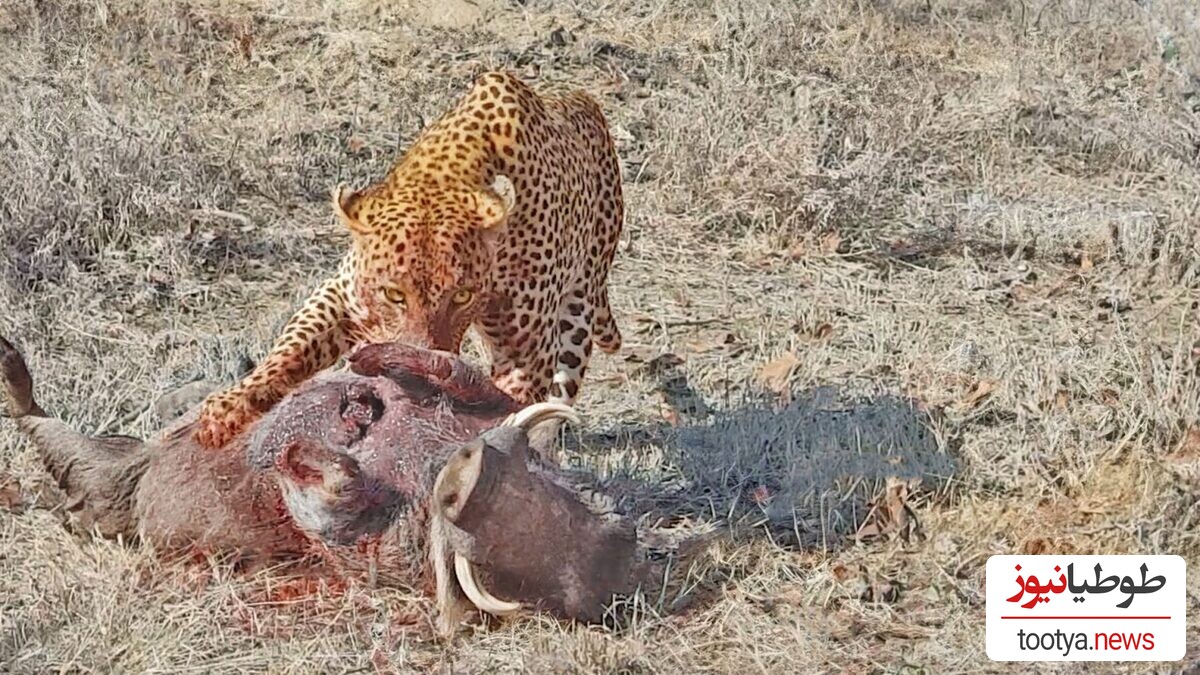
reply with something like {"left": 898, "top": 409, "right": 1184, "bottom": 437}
{"left": 428, "top": 335, "right": 457, "bottom": 352}
{"left": 427, "top": 325, "right": 458, "bottom": 352}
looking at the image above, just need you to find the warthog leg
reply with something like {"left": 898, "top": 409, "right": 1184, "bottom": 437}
{"left": 1, "top": 335, "right": 147, "bottom": 540}
{"left": 348, "top": 343, "right": 520, "bottom": 416}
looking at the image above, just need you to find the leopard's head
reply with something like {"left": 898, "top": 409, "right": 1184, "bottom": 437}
{"left": 333, "top": 174, "right": 515, "bottom": 352}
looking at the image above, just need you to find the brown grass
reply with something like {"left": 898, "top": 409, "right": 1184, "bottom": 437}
{"left": 2, "top": 0, "right": 1199, "bottom": 672}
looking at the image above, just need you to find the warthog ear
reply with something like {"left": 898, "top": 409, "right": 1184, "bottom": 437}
{"left": 275, "top": 439, "right": 371, "bottom": 544}
{"left": 1, "top": 334, "right": 41, "bottom": 417}
{"left": 434, "top": 437, "right": 488, "bottom": 524}
{"left": 276, "top": 439, "right": 360, "bottom": 490}
{"left": 332, "top": 183, "right": 372, "bottom": 236}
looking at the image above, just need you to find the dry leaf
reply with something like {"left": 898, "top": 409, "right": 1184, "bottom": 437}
{"left": 370, "top": 648, "right": 391, "bottom": 673}
{"left": 856, "top": 477, "right": 922, "bottom": 543}
{"left": 1097, "top": 388, "right": 1120, "bottom": 406}
{"left": 671, "top": 287, "right": 690, "bottom": 307}
{"left": 859, "top": 475, "right": 912, "bottom": 538}
{"left": 747, "top": 485, "right": 773, "bottom": 506}
{"left": 788, "top": 241, "right": 807, "bottom": 260}
{"left": 757, "top": 352, "right": 800, "bottom": 394}
{"left": 1041, "top": 389, "right": 1070, "bottom": 412}
{"left": 831, "top": 563, "right": 854, "bottom": 582}
{"left": 767, "top": 586, "right": 808, "bottom": 608}
{"left": 879, "top": 623, "right": 934, "bottom": 639}
{"left": 347, "top": 136, "right": 366, "bottom": 153}
{"left": 887, "top": 238, "right": 919, "bottom": 257}
{"left": 812, "top": 322, "right": 834, "bottom": 340}
{"left": 1021, "top": 538, "right": 1054, "bottom": 555}
{"left": 147, "top": 269, "right": 171, "bottom": 286}
{"left": 854, "top": 521, "right": 882, "bottom": 539}
{"left": 1184, "top": 426, "right": 1200, "bottom": 452}
{"left": 829, "top": 562, "right": 898, "bottom": 603}
{"left": 752, "top": 255, "right": 776, "bottom": 270}
{"left": 641, "top": 352, "right": 684, "bottom": 377}
{"left": 0, "top": 476, "right": 22, "bottom": 513}
{"left": 236, "top": 32, "right": 254, "bottom": 60}
{"left": 687, "top": 332, "right": 741, "bottom": 355}
{"left": 621, "top": 343, "right": 657, "bottom": 363}
{"left": 1172, "top": 427, "right": 1200, "bottom": 459}
{"left": 659, "top": 397, "right": 681, "bottom": 427}
{"left": 1079, "top": 252, "right": 1094, "bottom": 272}
{"left": 960, "top": 379, "right": 998, "bottom": 409}
{"left": 820, "top": 231, "right": 842, "bottom": 255}
{"left": 1007, "top": 283, "right": 1035, "bottom": 303}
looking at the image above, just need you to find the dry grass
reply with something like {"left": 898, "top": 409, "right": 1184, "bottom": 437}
{"left": 2, "top": 0, "right": 1199, "bottom": 672}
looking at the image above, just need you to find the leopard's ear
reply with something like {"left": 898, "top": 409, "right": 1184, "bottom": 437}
{"left": 332, "top": 184, "right": 372, "bottom": 236}
{"left": 474, "top": 174, "right": 516, "bottom": 230}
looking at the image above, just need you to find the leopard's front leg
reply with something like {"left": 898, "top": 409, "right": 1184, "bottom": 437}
{"left": 193, "top": 380, "right": 283, "bottom": 449}
{"left": 194, "top": 278, "right": 359, "bottom": 449}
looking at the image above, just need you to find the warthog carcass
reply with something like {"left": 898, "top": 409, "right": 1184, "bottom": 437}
{"left": 0, "top": 337, "right": 654, "bottom": 635}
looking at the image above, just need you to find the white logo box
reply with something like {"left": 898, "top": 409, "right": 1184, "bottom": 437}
{"left": 985, "top": 555, "right": 1186, "bottom": 662}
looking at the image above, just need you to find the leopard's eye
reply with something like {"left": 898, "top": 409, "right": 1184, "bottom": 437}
{"left": 451, "top": 288, "right": 474, "bottom": 306}
{"left": 383, "top": 287, "right": 407, "bottom": 308}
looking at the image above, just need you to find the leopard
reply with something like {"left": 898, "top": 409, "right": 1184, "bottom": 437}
{"left": 193, "top": 70, "right": 624, "bottom": 449}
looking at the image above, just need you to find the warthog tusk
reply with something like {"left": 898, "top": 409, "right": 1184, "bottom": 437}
{"left": 500, "top": 401, "right": 581, "bottom": 432}
{"left": 454, "top": 552, "right": 522, "bottom": 615}
{"left": 444, "top": 402, "right": 576, "bottom": 619}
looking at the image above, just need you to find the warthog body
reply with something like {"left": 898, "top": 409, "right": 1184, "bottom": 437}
{"left": 0, "top": 337, "right": 649, "bottom": 634}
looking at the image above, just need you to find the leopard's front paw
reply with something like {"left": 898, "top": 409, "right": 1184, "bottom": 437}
{"left": 193, "top": 393, "right": 263, "bottom": 449}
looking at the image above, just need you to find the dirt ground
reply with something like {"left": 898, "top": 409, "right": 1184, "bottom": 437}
{"left": 1, "top": 0, "right": 1198, "bottom": 672}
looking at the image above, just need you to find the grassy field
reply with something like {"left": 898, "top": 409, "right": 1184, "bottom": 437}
{"left": 2, "top": 0, "right": 1199, "bottom": 672}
